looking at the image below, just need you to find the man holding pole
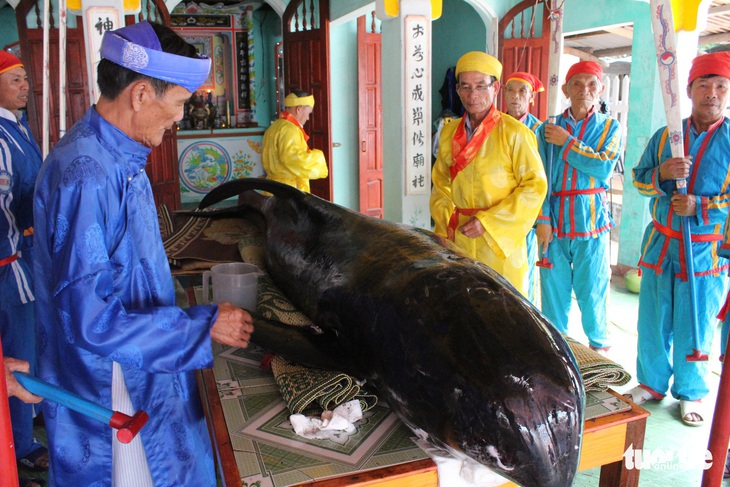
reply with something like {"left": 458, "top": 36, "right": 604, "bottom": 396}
{"left": 627, "top": 52, "right": 730, "bottom": 427}
{"left": 535, "top": 61, "right": 622, "bottom": 353}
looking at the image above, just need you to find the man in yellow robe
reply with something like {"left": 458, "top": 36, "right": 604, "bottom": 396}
{"left": 262, "top": 90, "right": 328, "bottom": 192}
{"left": 430, "top": 52, "right": 547, "bottom": 297}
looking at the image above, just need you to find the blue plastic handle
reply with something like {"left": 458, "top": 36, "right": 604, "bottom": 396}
{"left": 13, "top": 372, "right": 113, "bottom": 424}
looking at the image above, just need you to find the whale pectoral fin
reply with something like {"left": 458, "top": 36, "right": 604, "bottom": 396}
{"left": 250, "top": 314, "right": 350, "bottom": 371}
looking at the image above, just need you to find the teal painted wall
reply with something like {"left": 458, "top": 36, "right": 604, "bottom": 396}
{"left": 329, "top": 18, "right": 359, "bottom": 209}
{"left": 254, "top": 7, "right": 282, "bottom": 127}
{"left": 432, "top": 0, "right": 486, "bottom": 121}
{"left": 331, "top": 0, "right": 371, "bottom": 21}
{"left": 0, "top": 6, "right": 19, "bottom": 50}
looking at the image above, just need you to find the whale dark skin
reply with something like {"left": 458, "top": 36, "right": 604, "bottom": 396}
{"left": 195, "top": 178, "right": 585, "bottom": 487}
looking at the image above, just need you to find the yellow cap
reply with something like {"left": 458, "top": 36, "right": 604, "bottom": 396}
{"left": 455, "top": 51, "right": 502, "bottom": 80}
{"left": 284, "top": 93, "right": 315, "bottom": 108}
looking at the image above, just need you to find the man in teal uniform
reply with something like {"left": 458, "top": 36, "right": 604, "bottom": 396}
{"left": 628, "top": 52, "right": 730, "bottom": 427}
{"left": 535, "top": 61, "right": 622, "bottom": 353}
{"left": 34, "top": 22, "right": 254, "bottom": 486}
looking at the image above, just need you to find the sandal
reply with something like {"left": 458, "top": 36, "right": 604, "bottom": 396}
{"left": 19, "top": 478, "right": 46, "bottom": 487}
{"left": 622, "top": 385, "right": 663, "bottom": 405}
{"left": 679, "top": 399, "right": 704, "bottom": 427}
{"left": 18, "top": 445, "right": 49, "bottom": 471}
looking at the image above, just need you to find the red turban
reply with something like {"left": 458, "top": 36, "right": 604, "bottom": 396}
{"left": 505, "top": 72, "right": 545, "bottom": 93}
{"left": 565, "top": 61, "right": 603, "bottom": 83}
{"left": 0, "top": 51, "right": 23, "bottom": 76}
{"left": 688, "top": 52, "right": 730, "bottom": 84}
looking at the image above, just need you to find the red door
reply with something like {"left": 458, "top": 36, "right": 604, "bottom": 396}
{"left": 357, "top": 14, "right": 383, "bottom": 218}
{"left": 283, "top": 0, "right": 332, "bottom": 201}
{"left": 499, "top": 0, "right": 550, "bottom": 121}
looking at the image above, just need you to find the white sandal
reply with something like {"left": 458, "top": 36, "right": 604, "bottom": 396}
{"left": 680, "top": 399, "right": 705, "bottom": 427}
{"left": 622, "top": 385, "right": 658, "bottom": 405}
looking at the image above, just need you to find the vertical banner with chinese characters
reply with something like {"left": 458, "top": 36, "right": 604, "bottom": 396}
{"left": 82, "top": 0, "right": 124, "bottom": 104}
{"left": 403, "top": 15, "right": 431, "bottom": 196}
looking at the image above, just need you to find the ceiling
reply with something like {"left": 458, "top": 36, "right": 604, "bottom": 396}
{"left": 565, "top": 0, "right": 730, "bottom": 66}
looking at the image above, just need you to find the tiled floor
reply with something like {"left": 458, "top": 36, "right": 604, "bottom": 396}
{"left": 569, "top": 272, "right": 730, "bottom": 486}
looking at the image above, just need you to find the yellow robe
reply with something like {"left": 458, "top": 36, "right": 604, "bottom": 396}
{"left": 262, "top": 118, "right": 328, "bottom": 192}
{"left": 430, "top": 114, "right": 547, "bottom": 296}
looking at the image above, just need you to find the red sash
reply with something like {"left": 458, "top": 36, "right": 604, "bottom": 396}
{"left": 446, "top": 107, "right": 501, "bottom": 240}
{"left": 450, "top": 107, "right": 501, "bottom": 180}
{"left": 279, "top": 111, "right": 309, "bottom": 143}
{"left": 0, "top": 253, "right": 18, "bottom": 267}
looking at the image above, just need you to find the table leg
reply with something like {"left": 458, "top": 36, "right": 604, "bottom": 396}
{"left": 598, "top": 416, "right": 647, "bottom": 487}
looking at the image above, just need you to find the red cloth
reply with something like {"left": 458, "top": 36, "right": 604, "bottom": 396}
{"left": 565, "top": 61, "right": 603, "bottom": 83}
{"left": 0, "top": 51, "right": 22, "bottom": 75}
{"left": 505, "top": 72, "right": 545, "bottom": 93}
{"left": 688, "top": 52, "right": 730, "bottom": 84}
{"left": 279, "top": 111, "right": 309, "bottom": 143}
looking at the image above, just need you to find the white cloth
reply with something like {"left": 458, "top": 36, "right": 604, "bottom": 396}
{"left": 111, "top": 362, "right": 154, "bottom": 487}
{"left": 414, "top": 439, "right": 510, "bottom": 487}
{"left": 289, "top": 400, "right": 362, "bottom": 440}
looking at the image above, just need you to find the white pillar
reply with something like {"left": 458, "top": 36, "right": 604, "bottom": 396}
{"left": 380, "top": 0, "right": 433, "bottom": 228}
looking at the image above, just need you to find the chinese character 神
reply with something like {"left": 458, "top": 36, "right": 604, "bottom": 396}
{"left": 95, "top": 17, "right": 115, "bottom": 36}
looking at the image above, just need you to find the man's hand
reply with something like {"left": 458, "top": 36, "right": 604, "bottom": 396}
{"left": 4, "top": 357, "right": 42, "bottom": 404}
{"left": 536, "top": 223, "right": 553, "bottom": 254}
{"left": 543, "top": 123, "right": 571, "bottom": 146}
{"left": 671, "top": 193, "right": 697, "bottom": 216}
{"left": 458, "top": 217, "right": 486, "bottom": 239}
{"left": 210, "top": 302, "right": 254, "bottom": 349}
{"left": 659, "top": 156, "right": 692, "bottom": 182}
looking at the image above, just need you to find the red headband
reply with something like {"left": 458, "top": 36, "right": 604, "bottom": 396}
{"left": 505, "top": 72, "right": 545, "bottom": 93}
{"left": 565, "top": 61, "right": 603, "bottom": 83}
{"left": 0, "top": 51, "right": 23, "bottom": 76}
{"left": 688, "top": 52, "right": 730, "bottom": 84}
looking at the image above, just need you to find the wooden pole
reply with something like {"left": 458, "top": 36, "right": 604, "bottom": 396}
{"left": 702, "top": 339, "right": 730, "bottom": 486}
{"left": 59, "top": 0, "right": 68, "bottom": 138}
{"left": 41, "top": 0, "right": 50, "bottom": 157}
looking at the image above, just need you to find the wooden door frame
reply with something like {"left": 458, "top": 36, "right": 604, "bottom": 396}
{"left": 498, "top": 0, "right": 550, "bottom": 120}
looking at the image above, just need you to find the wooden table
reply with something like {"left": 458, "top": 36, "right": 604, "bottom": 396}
{"left": 198, "top": 370, "right": 649, "bottom": 487}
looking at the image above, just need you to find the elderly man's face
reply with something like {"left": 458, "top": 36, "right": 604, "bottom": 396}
{"left": 504, "top": 79, "right": 534, "bottom": 119}
{"left": 135, "top": 84, "right": 192, "bottom": 147}
{"left": 457, "top": 71, "right": 500, "bottom": 121}
{"left": 294, "top": 105, "right": 313, "bottom": 126}
{"left": 562, "top": 73, "right": 604, "bottom": 111}
{"left": 688, "top": 75, "right": 730, "bottom": 124}
{"left": 0, "top": 66, "right": 30, "bottom": 112}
